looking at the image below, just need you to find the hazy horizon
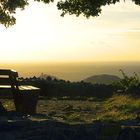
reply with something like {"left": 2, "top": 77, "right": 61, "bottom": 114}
{"left": 1, "top": 61, "right": 140, "bottom": 81}
{"left": 0, "top": 1, "right": 140, "bottom": 81}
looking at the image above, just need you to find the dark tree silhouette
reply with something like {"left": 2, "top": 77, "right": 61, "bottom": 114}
{"left": 57, "top": 0, "right": 140, "bottom": 17}
{"left": 0, "top": 0, "right": 140, "bottom": 27}
{"left": 0, "top": 0, "right": 53, "bottom": 27}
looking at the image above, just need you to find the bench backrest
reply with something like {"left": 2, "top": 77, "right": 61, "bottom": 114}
{"left": 0, "top": 69, "right": 19, "bottom": 92}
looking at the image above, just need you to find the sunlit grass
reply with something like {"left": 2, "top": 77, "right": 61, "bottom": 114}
{"left": 97, "top": 94, "right": 140, "bottom": 122}
{"left": 0, "top": 94, "right": 140, "bottom": 123}
{"left": 37, "top": 94, "right": 140, "bottom": 123}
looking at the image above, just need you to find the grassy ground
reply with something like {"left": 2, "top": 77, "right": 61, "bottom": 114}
{"left": 0, "top": 94, "right": 140, "bottom": 123}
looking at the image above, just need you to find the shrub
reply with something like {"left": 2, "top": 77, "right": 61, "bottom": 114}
{"left": 113, "top": 69, "right": 140, "bottom": 94}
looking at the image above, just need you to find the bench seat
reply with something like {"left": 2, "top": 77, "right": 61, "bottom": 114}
{"left": 0, "top": 69, "right": 40, "bottom": 114}
{"left": 0, "top": 85, "right": 40, "bottom": 90}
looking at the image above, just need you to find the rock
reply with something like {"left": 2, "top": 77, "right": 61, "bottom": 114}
{"left": 99, "top": 123, "right": 121, "bottom": 140}
{"left": 50, "top": 127, "right": 71, "bottom": 140}
{"left": 62, "top": 105, "right": 73, "bottom": 111}
{"left": 117, "top": 128, "right": 140, "bottom": 140}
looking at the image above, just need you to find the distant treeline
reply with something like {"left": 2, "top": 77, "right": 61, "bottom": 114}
{"left": 19, "top": 73, "right": 140, "bottom": 98}
{"left": 19, "top": 76, "right": 114, "bottom": 98}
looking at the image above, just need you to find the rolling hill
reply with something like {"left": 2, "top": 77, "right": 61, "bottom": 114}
{"left": 84, "top": 74, "right": 120, "bottom": 84}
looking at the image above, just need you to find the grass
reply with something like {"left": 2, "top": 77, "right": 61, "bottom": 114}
{"left": 37, "top": 94, "right": 140, "bottom": 123}
{"left": 0, "top": 94, "right": 140, "bottom": 123}
{"left": 97, "top": 94, "right": 140, "bottom": 122}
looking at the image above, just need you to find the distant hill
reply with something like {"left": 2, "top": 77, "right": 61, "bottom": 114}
{"left": 84, "top": 74, "right": 120, "bottom": 85}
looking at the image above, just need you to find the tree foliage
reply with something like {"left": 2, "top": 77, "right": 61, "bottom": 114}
{"left": 0, "top": 0, "right": 53, "bottom": 27}
{"left": 0, "top": 0, "right": 140, "bottom": 27}
{"left": 57, "top": 0, "right": 140, "bottom": 18}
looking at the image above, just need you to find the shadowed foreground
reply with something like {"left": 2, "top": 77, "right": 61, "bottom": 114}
{"left": 0, "top": 95, "right": 140, "bottom": 140}
{"left": 0, "top": 114, "right": 139, "bottom": 140}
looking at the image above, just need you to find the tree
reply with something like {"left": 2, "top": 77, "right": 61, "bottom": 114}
{"left": 57, "top": 0, "right": 140, "bottom": 17}
{"left": 0, "top": 0, "right": 53, "bottom": 27}
{"left": 0, "top": 0, "right": 140, "bottom": 27}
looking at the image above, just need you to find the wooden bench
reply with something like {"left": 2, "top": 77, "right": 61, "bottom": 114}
{"left": 0, "top": 69, "right": 40, "bottom": 114}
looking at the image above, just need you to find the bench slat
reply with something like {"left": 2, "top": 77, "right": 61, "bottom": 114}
{"left": 0, "top": 85, "right": 40, "bottom": 90}
{"left": 0, "top": 78, "right": 11, "bottom": 85}
{"left": 0, "top": 85, "right": 11, "bottom": 89}
{"left": 0, "top": 78, "right": 19, "bottom": 85}
{"left": 0, "top": 69, "right": 11, "bottom": 75}
{"left": 0, "top": 69, "right": 18, "bottom": 77}
{"left": 19, "top": 86, "right": 40, "bottom": 90}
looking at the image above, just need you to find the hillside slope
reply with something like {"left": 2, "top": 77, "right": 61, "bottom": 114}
{"left": 84, "top": 74, "right": 120, "bottom": 84}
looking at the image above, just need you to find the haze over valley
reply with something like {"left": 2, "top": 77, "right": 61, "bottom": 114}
{"left": 1, "top": 61, "right": 140, "bottom": 81}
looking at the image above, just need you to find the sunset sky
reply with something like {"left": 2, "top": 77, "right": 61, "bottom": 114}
{"left": 0, "top": 0, "right": 140, "bottom": 63}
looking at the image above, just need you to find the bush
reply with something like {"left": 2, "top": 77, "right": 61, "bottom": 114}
{"left": 113, "top": 69, "right": 140, "bottom": 94}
